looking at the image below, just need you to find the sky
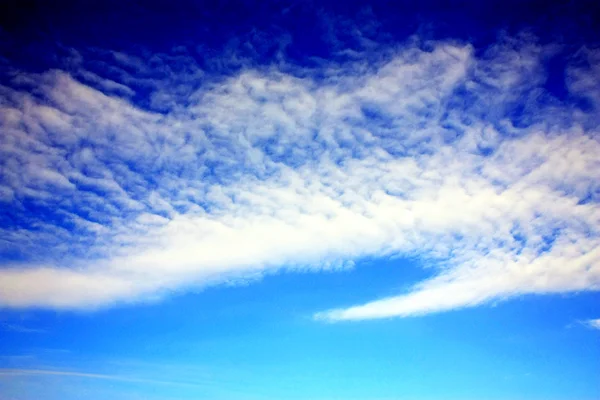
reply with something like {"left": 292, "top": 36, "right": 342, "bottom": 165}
{"left": 0, "top": 0, "right": 599, "bottom": 399}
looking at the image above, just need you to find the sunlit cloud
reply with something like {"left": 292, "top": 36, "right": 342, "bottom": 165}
{"left": 583, "top": 318, "right": 600, "bottom": 330}
{"left": 0, "top": 34, "right": 598, "bottom": 319}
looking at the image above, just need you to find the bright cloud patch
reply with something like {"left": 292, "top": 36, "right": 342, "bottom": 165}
{"left": 585, "top": 319, "right": 600, "bottom": 330}
{"left": 0, "top": 36, "right": 599, "bottom": 318}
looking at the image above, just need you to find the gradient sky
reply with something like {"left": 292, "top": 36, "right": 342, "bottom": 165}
{"left": 1, "top": 1, "right": 600, "bottom": 399}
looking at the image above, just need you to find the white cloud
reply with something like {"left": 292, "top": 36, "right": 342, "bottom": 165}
{"left": 0, "top": 36, "right": 598, "bottom": 318}
{"left": 584, "top": 319, "right": 600, "bottom": 330}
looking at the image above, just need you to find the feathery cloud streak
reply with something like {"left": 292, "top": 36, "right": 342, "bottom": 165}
{"left": 0, "top": 368, "right": 204, "bottom": 387}
{"left": 0, "top": 36, "right": 599, "bottom": 319}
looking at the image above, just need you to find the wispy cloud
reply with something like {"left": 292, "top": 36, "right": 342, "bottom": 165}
{"left": 0, "top": 34, "right": 598, "bottom": 319}
{"left": 1, "top": 323, "right": 46, "bottom": 334}
{"left": 0, "top": 368, "right": 202, "bottom": 387}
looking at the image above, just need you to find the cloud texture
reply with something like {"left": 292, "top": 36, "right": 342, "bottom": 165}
{"left": 0, "top": 35, "right": 599, "bottom": 319}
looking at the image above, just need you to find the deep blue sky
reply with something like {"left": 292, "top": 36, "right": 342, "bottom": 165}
{"left": 1, "top": 1, "right": 599, "bottom": 400}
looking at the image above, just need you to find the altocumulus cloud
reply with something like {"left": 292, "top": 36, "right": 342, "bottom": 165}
{"left": 0, "top": 35, "right": 599, "bottom": 320}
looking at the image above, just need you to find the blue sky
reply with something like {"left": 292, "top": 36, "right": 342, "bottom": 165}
{"left": 1, "top": 1, "right": 600, "bottom": 399}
